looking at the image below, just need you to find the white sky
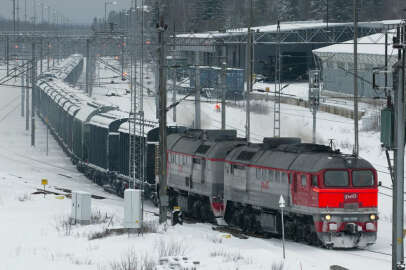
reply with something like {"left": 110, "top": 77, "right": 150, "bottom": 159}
{"left": 0, "top": 0, "right": 132, "bottom": 24}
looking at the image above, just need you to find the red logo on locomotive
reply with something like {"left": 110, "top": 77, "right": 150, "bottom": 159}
{"left": 344, "top": 193, "right": 358, "bottom": 201}
{"left": 261, "top": 181, "right": 270, "bottom": 190}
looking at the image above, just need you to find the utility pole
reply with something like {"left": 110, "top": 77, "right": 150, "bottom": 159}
{"left": 157, "top": 8, "right": 168, "bottom": 225}
{"left": 221, "top": 61, "right": 227, "bottom": 130}
{"left": 86, "top": 38, "right": 91, "bottom": 96}
{"left": 40, "top": 38, "right": 43, "bottom": 74}
{"left": 26, "top": 63, "right": 29, "bottom": 131}
{"left": 172, "top": 65, "right": 177, "bottom": 122}
{"left": 21, "top": 60, "right": 25, "bottom": 117}
{"left": 16, "top": 0, "right": 20, "bottom": 32}
{"left": 171, "top": 24, "right": 176, "bottom": 123}
{"left": 246, "top": 0, "right": 254, "bottom": 141}
{"left": 274, "top": 21, "right": 281, "bottom": 138}
{"left": 392, "top": 21, "right": 406, "bottom": 270}
{"left": 121, "top": 37, "right": 125, "bottom": 80}
{"left": 6, "top": 36, "right": 9, "bottom": 76}
{"left": 353, "top": 0, "right": 359, "bottom": 156}
{"left": 47, "top": 41, "right": 50, "bottom": 71}
{"left": 31, "top": 42, "right": 36, "bottom": 147}
{"left": 13, "top": 0, "right": 16, "bottom": 33}
{"left": 309, "top": 70, "right": 320, "bottom": 144}
{"left": 279, "top": 195, "right": 286, "bottom": 259}
{"left": 24, "top": 0, "right": 27, "bottom": 23}
{"left": 195, "top": 52, "right": 201, "bottom": 129}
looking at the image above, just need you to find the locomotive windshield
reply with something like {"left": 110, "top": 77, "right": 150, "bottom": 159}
{"left": 324, "top": 170, "right": 349, "bottom": 187}
{"left": 352, "top": 170, "right": 374, "bottom": 187}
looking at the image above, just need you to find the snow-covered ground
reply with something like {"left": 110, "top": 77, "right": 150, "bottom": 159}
{"left": 0, "top": 60, "right": 395, "bottom": 269}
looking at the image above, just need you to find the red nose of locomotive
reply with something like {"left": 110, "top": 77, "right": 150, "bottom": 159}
{"left": 312, "top": 169, "right": 378, "bottom": 248}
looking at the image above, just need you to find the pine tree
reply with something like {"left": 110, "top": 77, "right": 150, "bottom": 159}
{"left": 329, "top": 0, "right": 352, "bottom": 22}
{"left": 279, "top": 0, "right": 301, "bottom": 21}
{"left": 254, "top": 0, "right": 277, "bottom": 26}
{"left": 309, "top": 0, "right": 327, "bottom": 21}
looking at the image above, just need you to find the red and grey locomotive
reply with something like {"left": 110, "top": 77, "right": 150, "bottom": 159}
{"left": 167, "top": 129, "right": 378, "bottom": 248}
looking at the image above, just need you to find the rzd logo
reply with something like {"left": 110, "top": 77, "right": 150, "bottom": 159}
{"left": 344, "top": 193, "right": 358, "bottom": 201}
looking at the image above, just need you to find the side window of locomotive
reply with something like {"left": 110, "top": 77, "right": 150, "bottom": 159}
{"left": 324, "top": 170, "right": 349, "bottom": 187}
{"left": 193, "top": 158, "right": 201, "bottom": 164}
{"left": 269, "top": 170, "right": 275, "bottom": 182}
{"left": 312, "top": 175, "right": 318, "bottom": 187}
{"left": 352, "top": 170, "right": 374, "bottom": 187}
{"left": 275, "top": 171, "right": 280, "bottom": 183}
{"left": 282, "top": 172, "right": 289, "bottom": 183}
{"left": 301, "top": 175, "right": 307, "bottom": 186}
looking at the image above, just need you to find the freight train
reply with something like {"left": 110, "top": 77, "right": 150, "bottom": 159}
{"left": 37, "top": 54, "right": 378, "bottom": 249}
{"left": 35, "top": 54, "right": 185, "bottom": 202}
{"left": 167, "top": 129, "right": 378, "bottom": 248}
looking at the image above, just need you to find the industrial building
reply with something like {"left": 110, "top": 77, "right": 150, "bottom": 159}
{"left": 313, "top": 23, "right": 399, "bottom": 98}
{"left": 174, "top": 20, "right": 396, "bottom": 83}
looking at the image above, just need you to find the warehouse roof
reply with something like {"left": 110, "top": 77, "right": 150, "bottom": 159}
{"left": 313, "top": 30, "right": 396, "bottom": 56}
{"left": 176, "top": 20, "right": 400, "bottom": 39}
{"left": 313, "top": 29, "right": 399, "bottom": 65}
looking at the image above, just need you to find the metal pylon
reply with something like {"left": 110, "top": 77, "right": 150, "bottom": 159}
{"left": 273, "top": 23, "right": 281, "bottom": 138}
{"left": 128, "top": 0, "right": 146, "bottom": 195}
{"left": 128, "top": 58, "right": 145, "bottom": 189}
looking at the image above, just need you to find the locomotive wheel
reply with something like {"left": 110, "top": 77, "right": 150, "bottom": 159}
{"left": 230, "top": 208, "right": 243, "bottom": 228}
{"left": 191, "top": 200, "right": 201, "bottom": 219}
{"left": 310, "top": 232, "right": 321, "bottom": 246}
{"left": 199, "top": 203, "right": 212, "bottom": 222}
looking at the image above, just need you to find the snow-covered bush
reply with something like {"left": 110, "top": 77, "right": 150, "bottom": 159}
{"left": 55, "top": 216, "right": 72, "bottom": 236}
{"left": 361, "top": 113, "right": 380, "bottom": 132}
{"left": 206, "top": 234, "right": 223, "bottom": 244}
{"left": 271, "top": 261, "right": 284, "bottom": 270}
{"left": 17, "top": 193, "right": 31, "bottom": 202}
{"left": 110, "top": 249, "right": 155, "bottom": 270}
{"left": 155, "top": 238, "right": 186, "bottom": 258}
{"left": 142, "top": 219, "right": 159, "bottom": 234}
{"left": 91, "top": 209, "right": 113, "bottom": 225}
{"left": 209, "top": 248, "right": 252, "bottom": 264}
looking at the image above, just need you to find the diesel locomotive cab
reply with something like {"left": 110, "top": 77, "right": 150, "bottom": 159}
{"left": 314, "top": 168, "right": 378, "bottom": 248}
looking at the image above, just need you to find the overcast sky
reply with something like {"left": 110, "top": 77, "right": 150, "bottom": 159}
{"left": 1, "top": 0, "right": 132, "bottom": 24}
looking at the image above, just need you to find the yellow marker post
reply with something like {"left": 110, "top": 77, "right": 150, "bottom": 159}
{"left": 41, "top": 179, "right": 48, "bottom": 198}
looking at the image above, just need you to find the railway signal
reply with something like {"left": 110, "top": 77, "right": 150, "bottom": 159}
{"left": 279, "top": 195, "right": 286, "bottom": 259}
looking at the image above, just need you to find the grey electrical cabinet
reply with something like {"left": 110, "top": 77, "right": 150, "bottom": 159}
{"left": 71, "top": 191, "right": 91, "bottom": 225}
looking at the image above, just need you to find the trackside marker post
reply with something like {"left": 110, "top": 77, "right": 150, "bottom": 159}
{"left": 279, "top": 195, "right": 286, "bottom": 259}
{"left": 42, "top": 178, "right": 48, "bottom": 198}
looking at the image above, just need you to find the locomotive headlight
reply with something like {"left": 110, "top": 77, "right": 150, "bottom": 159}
{"left": 325, "top": 214, "right": 332, "bottom": 221}
{"left": 370, "top": 214, "right": 376, "bottom": 221}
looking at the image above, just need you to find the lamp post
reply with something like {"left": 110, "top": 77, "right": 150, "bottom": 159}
{"left": 104, "top": 1, "right": 117, "bottom": 24}
{"left": 279, "top": 195, "right": 286, "bottom": 259}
